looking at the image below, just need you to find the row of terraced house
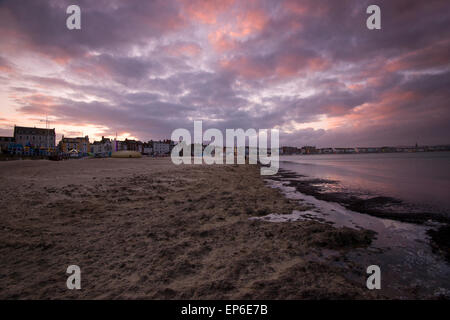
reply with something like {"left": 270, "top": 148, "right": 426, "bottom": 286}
{"left": 90, "top": 137, "right": 174, "bottom": 158}
{"left": 0, "top": 125, "right": 175, "bottom": 158}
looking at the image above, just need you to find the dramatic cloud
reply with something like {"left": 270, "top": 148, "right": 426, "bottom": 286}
{"left": 0, "top": 0, "right": 449, "bottom": 146}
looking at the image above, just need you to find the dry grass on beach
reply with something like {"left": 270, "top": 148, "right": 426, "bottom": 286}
{"left": 0, "top": 158, "right": 377, "bottom": 299}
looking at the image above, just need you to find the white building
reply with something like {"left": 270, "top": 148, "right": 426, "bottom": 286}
{"left": 153, "top": 141, "right": 171, "bottom": 155}
{"left": 112, "top": 139, "right": 124, "bottom": 152}
{"left": 143, "top": 145, "right": 153, "bottom": 155}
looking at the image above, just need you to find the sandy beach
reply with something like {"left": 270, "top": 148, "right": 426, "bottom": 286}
{"left": 0, "top": 157, "right": 392, "bottom": 299}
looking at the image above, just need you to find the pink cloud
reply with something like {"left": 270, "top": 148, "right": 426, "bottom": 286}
{"left": 220, "top": 52, "right": 329, "bottom": 80}
{"left": 180, "top": 0, "right": 235, "bottom": 24}
{"left": 162, "top": 42, "right": 202, "bottom": 57}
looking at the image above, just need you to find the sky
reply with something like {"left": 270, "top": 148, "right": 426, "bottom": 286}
{"left": 0, "top": 0, "right": 449, "bottom": 147}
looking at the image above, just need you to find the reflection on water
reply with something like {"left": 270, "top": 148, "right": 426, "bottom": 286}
{"left": 280, "top": 151, "right": 450, "bottom": 214}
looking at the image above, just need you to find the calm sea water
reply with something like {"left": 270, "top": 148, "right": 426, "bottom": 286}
{"left": 280, "top": 151, "right": 450, "bottom": 214}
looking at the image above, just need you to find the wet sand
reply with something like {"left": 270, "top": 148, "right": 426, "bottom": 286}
{"left": 0, "top": 157, "right": 400, "bottom": 299}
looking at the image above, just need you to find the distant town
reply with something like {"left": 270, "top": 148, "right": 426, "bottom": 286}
{"left": 279, "top": 144, "right": 450, "bottom": 155}
{"left": 0, "top": 125, "right": 449, "bottom": 159}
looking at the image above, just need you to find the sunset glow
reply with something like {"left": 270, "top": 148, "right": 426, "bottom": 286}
{"left": 0, "top": 0, "right": 449, "bottom": 146}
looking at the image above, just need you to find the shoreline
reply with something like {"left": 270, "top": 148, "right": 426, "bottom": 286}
{"left": 270, "top": 168, "right": 450, "bottom": 263}
{"left": 0, "top": 158, "right": 446, "bottom": 299}
{"left": 271, "top": 168, "right": 450, "bottom": 224}
{"left": 265, "top": 168, "right": 450, "bottom": 295}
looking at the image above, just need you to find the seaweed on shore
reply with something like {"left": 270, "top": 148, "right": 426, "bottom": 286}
{"left": 306, "top": 226, "right": 376, "bottom": 250}
{"left": 427, "top": 225, "right": 450, "bottom": 263}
